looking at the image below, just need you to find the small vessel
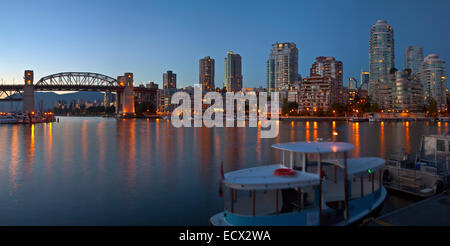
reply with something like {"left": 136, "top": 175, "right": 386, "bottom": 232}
{"left": 210, "top": 141, "right": 387, "bottom": 226}
{"left": 384, "top": 133, "right": 450, "bottom": 197}
{"left": 349, "top": 117, "right": 367, "bottom": 122}
{"left": 0, "top": 115, "right": 18, "bottom": 124}
{"left": 368, "top": 115, "right": 376, "bottom": 123}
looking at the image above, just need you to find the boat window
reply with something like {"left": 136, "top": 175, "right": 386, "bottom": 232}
{"left": 224, "top": 187, "right": 317, "bottom": 216}
{"left": 436, "top": 139, "right": 445, "bottom": 152}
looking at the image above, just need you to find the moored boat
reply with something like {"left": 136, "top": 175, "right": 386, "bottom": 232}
{"left": 210, "top": 141, "right": 386, "bottom": 226}
{"left": 383, "top": 133, "right": 450, "bottom": 197}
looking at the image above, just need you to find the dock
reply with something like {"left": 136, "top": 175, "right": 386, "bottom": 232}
{"left": 364, "top": 191, "right": 450, "bottom": 226}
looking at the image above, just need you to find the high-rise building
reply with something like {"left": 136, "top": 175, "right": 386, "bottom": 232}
{"left": 267, "top": 42, "right": 299, "bottom": 91}
{"left": 199, "top": 56, "right": 215, "bottom": 91}
{"left": 310, "top": 56, "right": 343, "bottom": 104}
{"left": 421, "top": 54, "right": 447, "bottom": 109}
{"left": 224, "top": 51, "right": 243, "bottom": 92}
{"left": 405, "top": 45, "right": 424, "bottom": 76}
{"left": 348, "top": 77, "right": 358, "bottom": 90}
{"left": 391, "top": 69, "right": 423, "bottom": 112}
{"left": 369, "top": 20, "right": 395, "bottom": 98}
{"left": 360, "top": 71, "right": 369, "bottom": 91}
{"left": 163, "top": 70, "right": 177, "bottom": 89}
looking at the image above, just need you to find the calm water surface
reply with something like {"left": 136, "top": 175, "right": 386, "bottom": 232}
{"left": 0, "top": 117, "right": 445, "bottom": 225}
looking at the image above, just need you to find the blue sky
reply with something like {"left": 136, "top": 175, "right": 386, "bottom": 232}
{"left": 0, "top": 0, "right": 449, "bottom": 88}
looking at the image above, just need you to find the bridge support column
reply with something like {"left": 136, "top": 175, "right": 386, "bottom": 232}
{"left": 23, "top": 70, "right": 35, "bottom": 113}
{"left": 117, "top": 73, "right": 135, "bottom": 115}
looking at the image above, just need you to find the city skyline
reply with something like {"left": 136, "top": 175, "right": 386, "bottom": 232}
{"left": 0, "top": 0, "right": 449, "bottom": 89}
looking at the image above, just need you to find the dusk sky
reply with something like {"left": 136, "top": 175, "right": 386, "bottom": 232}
{"left": 0, "top": 0, "right": 449, "bottom": 89}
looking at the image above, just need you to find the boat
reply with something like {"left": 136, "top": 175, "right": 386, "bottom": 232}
{"left": 383, "top": 133, "right": 450, "bottom": 197}
{"left": 0, "top": 115, "right": 18, "bottom": 124}
{"left": 368, "top": 115, "right": 376, "bottom": 123}
{"left": 210, "top": 141, "right": 387, "bottom": 226}
{"left": 349, "top": 117, "right": 368, "bottom": 122}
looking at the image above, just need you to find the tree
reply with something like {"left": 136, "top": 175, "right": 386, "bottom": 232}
{"left": 426, "top": 99, "right": 438, "bottom": 117}
{"left": 282, "top": 98, "right": 299, "bottom": 116}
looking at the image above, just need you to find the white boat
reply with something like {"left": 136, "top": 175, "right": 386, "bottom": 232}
{"left": 210, "top": 141, "right": 387, "bottom": 226}
{"left": 0, "top": 115, "right": 18, "bottom": 124}
{"left": 384, "top": 133, "right": 450, "bottom": 197}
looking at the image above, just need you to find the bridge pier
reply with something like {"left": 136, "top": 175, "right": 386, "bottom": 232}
{"left": 23, "top": 70, "right": 35, "bottom": 113}
{"left": 116, "top": 73, "right": 135, "bottom": 115}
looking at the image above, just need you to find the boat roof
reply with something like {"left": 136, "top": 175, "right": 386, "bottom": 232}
{"left": 224, "top": 164, "right": 320, "bottom": 190}
{"left": 272, "top": 141, "right": 354, "bottom": 154}
{"left": 346, "top": 157, "right": 385, "bottom": 178}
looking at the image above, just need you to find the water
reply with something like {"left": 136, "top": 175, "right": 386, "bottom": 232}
{"left": 0, "top": 117, "right": 445, "bottom": 225}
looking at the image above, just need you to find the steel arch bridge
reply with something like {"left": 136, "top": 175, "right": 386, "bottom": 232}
{"left": 0, "top": 71, "right": 157, "bottom": 115}
{"left": 34, "top": 72, "right": 121, "bottom": 91}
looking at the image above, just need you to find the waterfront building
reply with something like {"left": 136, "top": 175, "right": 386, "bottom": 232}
{"left": 391, "top": 69, "right": 423, "bottom": 112}
{"left": 421, "top": 54, "right": 447, "bottom": 109}
{"left": 299, "top": 75, "right": 335, "bottom": 111}
{"left": 310, "top": 56, "right": 344, "bottom": 104}
{"left": 267, "top": 42, "right": 299, "bottom": 91}
{"left": 224, "top": 51, "right": 243, "bottom": 92}
{"left": 369, "top": 20, "right": 395, "bottom": 100}
{"left": 199, "top": 56, "right": 215, "bottom": 91}
{"left": 405, "top": 45, "right": 424, "bottom": 77}
{"left": 163, "top": 70, "right": 177, "bottom": 89}
{"left": 348, "top": 77, "right": 358, "bottom": 90}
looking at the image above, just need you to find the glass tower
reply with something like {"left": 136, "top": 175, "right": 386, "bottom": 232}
{"left": 267, "top": 42, "right": 299, "bottom": 91}
{"left": 405, "top": 45, "right": 424, "bottom": 76}
{"left": 369, "top": 20, "right": 395, "bottom": 98}
{"left": 224, "top": 51, "right": 243, "bottom": 92}
{"left": 199, "top": 56, "right": 215, "bottom": 91}
{"left": 421, "top": 54, "right": 447, "bottom": 108}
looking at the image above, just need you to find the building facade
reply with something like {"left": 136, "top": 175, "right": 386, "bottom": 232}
{"left": 360, "top": 71, "right": 369, "bottom": 91}
{"left": 199, "top": 56, "right": 215, "bottom": 91}
{"left": 391, "top": 69, "right": 423, "bottom": 112}
{"left": 299, "top": 75, "right": 335, "bottom": 111}
{"left": 224, "top": 51, "right": 243, "bottom": 92}
{"left": 310, "top": 56, "right": 344, "bottom": 104}
{"left": 163, "top": 70, "right": 177, "bottom": 89}
{"left": 267, "top": 42, "right": 299, "bottom": 91}
{"left": 421, "top": 54, "right": 447, "bottom": 109}
{"left": 348, "top": 77, "right": 358, "bottom": 90}
{"left": 405, "top": 45, "right": 424, "bottom": 77}
{"left": 369, "top": 20, "right": 395, "bottom": 99}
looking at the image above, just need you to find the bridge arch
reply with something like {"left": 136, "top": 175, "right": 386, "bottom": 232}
{"left": 36, "top": 72, "right": 119, "bottom": 87}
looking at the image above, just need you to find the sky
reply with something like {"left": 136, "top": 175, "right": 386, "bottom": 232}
{"left": 0, "top": 0, "right": 449, "bottom": 89}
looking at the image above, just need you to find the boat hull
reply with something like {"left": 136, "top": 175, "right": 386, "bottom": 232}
{"left": 210, "top": 187, "right": 387, "bottom": 226}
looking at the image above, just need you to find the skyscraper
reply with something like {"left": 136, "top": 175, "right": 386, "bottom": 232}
{"left": 369, "top": 20, "right": 395, "bottom": 98}
{"left": 163, "top": 70, "right": 177, "bottom": 89}
{"left": 348, "top": 77, "right": 358, "bottom": 90}
{"left": 405, "top": 45, "right": 424, "bottom": 76}
{"left": 224, "top": 51, "right": 243, "bottom": 92}
{"left": 267, "top": 42, "right": 299, "bottom": 91}
{"left": 360, "top": 71, "right": 369, "bottom": 91}
{"left": 199, "top": 56, "right": 215, "bottom": 91}
{"left": 421, "top": 54, "right": 447, "bottom": 108}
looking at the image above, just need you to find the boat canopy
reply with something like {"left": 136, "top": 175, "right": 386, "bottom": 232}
{"left": 224, "top": 164, "right": 320, "bottom": 190}
{"left": 272, "top": 142, "right": 354, "bottom": 154}
{"left": 346, "top": 157, "right": 385, "bottom": 178}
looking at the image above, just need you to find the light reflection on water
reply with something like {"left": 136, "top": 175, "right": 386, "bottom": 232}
{"left": 0, "top": 117, "right": 444, "bottom": 225}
